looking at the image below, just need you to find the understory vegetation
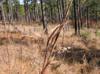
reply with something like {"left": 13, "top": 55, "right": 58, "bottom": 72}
{"left": 0, "top": 0, "right": 100, "bottom": 74}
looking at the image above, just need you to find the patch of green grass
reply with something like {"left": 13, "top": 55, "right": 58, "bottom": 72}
{"left": 95, "top": 30, "right": 100, "bottom": 37}
{"left": 80, "top": 31, "right": 90, "bottom": 39}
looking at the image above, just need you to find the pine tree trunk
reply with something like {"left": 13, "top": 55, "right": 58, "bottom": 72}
{"left": 1, "top": 5, "right": 6, "bottom": 25}
{"left": 40, "top": 0, "right": 48, "bottom": 34}
{"left": 73, "top": 0, "right": 78, "bottom": 35}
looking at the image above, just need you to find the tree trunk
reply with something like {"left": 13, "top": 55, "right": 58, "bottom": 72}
{"left": 86, "top": 7, "right": 89, "bottom": 28}
{"left": 40, "top": 0, "right": 48, "bottom": 34}
{"left": 1, "top": 5, "right": 6, "bottom": 25}
{"left": 73, "top": 0, "right": 78, "bottom": 35}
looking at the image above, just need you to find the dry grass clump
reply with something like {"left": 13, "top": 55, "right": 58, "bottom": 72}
{"left": 47, "top": 60, "right": 99, "bottom": 74}
{"left": 86, "top": 38, "right": 100, "bottom": 50}
{"left": 0, "top": 31, "right": 44, "bottom": 46}
{"left": 0, "top": 43, "right": 43, "bottom": 74}
{"left": 57, "top": 35, "right": 88, "bottom": 51}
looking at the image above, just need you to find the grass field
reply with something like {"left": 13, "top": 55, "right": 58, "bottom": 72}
{"left": 0, "top": 24, "right": 100, "bottom": 74}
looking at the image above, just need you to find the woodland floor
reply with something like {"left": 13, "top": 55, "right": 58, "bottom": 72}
{"left": 0, "top": 24, "right": 100, "bottom": 74}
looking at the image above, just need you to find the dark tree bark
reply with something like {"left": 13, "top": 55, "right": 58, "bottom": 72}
{"left": 86, "top": 6, "right": 89, "bottom": 28}
{"left": 24, "top": 0, "right": 31, "bottom": 23}
{"left": 77, "top": 0, "right": 81, "bottom": 34}
{"left": 13, "top": 1, "right": 19, "bottom": 21}
{"left": 78, "top": 0, "right": 83, "bottom": 29}
{"left": 61, "top": 0, "right": 66, "bottom": 19}
{"left": 49, "top": 0, "right": 53, "bottom": 23}
{"left": 73, "top": 0, "right": 78, "bottom": 35}
{"left": 57, "top": 0, "right": 61, "bottom": 23}
{"left": 1, "top": 5, "right": 6, "bottom": 25}
{"left": 8, "top": 0, "right": 13, "bottom": 25}
{"left": 31, "top": 0, "right": 36, "bottom": 21}
{"left": 40, "top": 0, "right": 48, "bottom": 34}
{"left": 80, "top": 7, "right": 83, "bottom": 28}
{"left": 95, "top": 5, "right": 98, "bottom": 25}
{"left": 0, "top": 10, "right": 2, "bottom": 20}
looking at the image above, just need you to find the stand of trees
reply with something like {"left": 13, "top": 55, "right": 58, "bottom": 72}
{"left": 0, "top": 0, "right": 100, "bottom": 35}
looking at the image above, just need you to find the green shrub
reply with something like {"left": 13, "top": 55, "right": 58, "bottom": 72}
{"left": 81, "top": 31, "right": 90, "bottom": 39}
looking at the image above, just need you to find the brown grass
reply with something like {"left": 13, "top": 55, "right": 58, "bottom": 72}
{"left": 0, "top": 25, "right": 100, "bottom": 74}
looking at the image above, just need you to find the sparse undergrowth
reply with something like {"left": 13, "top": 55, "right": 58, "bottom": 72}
{"left": 0, "top": 26, "right": 100, "bottom": 74}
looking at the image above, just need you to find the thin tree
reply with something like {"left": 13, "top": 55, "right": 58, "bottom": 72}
{"left": 40, "top": 0, "right": 48, "bottom": 34}
{"left": 0, "top": 0, "right": 6, "bottom": 25}
{"left": 73, "top": 0, "right": 78, "bottom": 35}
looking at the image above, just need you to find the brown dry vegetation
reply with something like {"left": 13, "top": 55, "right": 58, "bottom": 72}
{"left": 0, "top": 25, "right": 100, "bottom": 74}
